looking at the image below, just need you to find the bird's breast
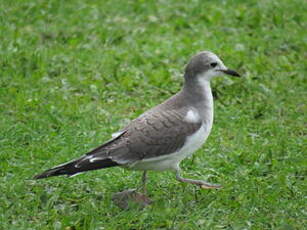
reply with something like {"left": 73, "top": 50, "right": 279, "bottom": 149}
{"left": 129, "top": 121, "right": 212, "bottom": 171}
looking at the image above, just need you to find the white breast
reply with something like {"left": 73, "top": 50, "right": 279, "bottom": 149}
{"left": 130, "top": 78, "right": 214, "bottom": 171}
{"left": 130, "top": 121, "right": 213, "bottom": 171}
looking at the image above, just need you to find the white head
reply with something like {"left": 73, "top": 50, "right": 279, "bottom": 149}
{"left": 184, "top": 51, "right": 240, "bottom": 82}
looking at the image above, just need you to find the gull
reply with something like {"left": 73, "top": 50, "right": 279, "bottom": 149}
{"left": 34, "top": 51, "right": 240, "bottom": 203}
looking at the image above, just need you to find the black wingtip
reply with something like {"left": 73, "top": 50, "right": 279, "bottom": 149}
{"left": 33, "top": 174, "right": 43, "bottom": 179}
{"left": 33, "top": 173, "right": 50, "bottom": 180}
{"left": 33, "top": 167, "right": 63, "bottom": 179}
{"left": 33, "top": 157, "right": 120, "bottom": 180}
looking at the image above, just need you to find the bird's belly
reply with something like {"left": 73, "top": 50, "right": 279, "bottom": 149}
{"left": 129, "top": 123, "right": 212, "bottom": 171}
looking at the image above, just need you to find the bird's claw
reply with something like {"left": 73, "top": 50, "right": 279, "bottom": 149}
{"left": 200, "top": 183, "right": 223, "bottom": 189}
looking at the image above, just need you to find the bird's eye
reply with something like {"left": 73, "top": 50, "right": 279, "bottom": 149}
{"left": 210, "top": 62, "right": 218, "bottom": 68}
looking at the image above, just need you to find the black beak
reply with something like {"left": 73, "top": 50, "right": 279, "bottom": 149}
{"left": 220, "top": 69, "right": 241, "bottom": 77}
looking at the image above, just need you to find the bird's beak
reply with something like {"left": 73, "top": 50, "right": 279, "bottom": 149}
{"left": 219, "top": 69, "right": 241, "bottom": 77}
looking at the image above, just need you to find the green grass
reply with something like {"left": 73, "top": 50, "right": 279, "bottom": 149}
{"left": 0, "top": 0, "right": 306, "bottom": 229}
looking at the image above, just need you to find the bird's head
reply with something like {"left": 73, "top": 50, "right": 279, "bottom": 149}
{"left": 184, "top": 51, "right": 240, "bottom": 81}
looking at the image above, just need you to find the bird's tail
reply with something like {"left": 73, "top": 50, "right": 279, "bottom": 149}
{"left": 33, "top": 155, "right": 119, "bottom": 179}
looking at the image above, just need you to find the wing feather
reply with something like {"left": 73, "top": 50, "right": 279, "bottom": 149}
{"left": 101, "top": 108, "right": 202, "bottom": 165}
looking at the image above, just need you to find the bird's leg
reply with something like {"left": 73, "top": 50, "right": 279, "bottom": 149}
{"left": 175, "top": 169, "right": 222, "bottom": 189}
{"left": 138, "top": 170, "right": 147, "bottom": 194}
{"left": 112, "top": 170, "right": 151, "bottom": 209}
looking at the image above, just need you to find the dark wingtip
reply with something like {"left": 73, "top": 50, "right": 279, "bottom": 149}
{"left": 33, "top": 172, "right": 51, "bottom": 179}
{"left": 33, "top": 175, "right": 43, "bottom": 179}
{"left": 33, "top": 166, "right": 65, "bottom": 179}
{"left": 33, "top": 156, "right": 120, "bottom": 180}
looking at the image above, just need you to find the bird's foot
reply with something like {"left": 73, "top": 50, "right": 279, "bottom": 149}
{"left": 199, "top": 181, "right": 222, "bottom": 189}
{"left": 176, "top": 172, "right": 222, "bottom": 189}
{"left": 112, "top": 189, "right": 152, "bottom": 209}
{"left": 183, "top": 179, "right": 223, "bottom": 189}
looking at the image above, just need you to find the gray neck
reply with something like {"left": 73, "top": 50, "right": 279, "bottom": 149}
{"left": 181, "top": 75, "right": 214, "bottom": 123}
{"left": 155, "top": 74, "right": 214, "bottom": 124}
{"left": 183, "top": 76, "right": 213, "bottom": 104}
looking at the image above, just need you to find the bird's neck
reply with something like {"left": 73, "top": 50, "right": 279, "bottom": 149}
{"left": 182, "top": 77, "right": 214, "bottom": 122}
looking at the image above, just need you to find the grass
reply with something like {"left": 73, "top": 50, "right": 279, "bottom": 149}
{"left": 0, "top": 0, "right": 306, "bottom": 229}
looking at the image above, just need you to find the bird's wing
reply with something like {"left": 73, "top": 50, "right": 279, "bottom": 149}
{"left": 86, "top": 108, "right": 202, "bottom": 166}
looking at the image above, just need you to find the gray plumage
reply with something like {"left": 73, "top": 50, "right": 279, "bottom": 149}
{"left": 89, "top": 94, "right": 201, "bottom": 162}
{"left": 34, "top": 51, "right": 240, "bottom": 183}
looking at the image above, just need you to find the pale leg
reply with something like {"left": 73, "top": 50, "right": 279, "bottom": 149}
{"left": 175, "top": 168, "right": 222, "bottom": 189}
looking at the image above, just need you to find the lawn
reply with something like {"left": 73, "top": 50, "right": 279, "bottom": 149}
{"left": 0, "top": 0, "right": 306, "bottom": 229}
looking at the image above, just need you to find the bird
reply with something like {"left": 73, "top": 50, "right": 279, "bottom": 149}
{"left": 34, "top": 51, "right": 240, "bottom": 196}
